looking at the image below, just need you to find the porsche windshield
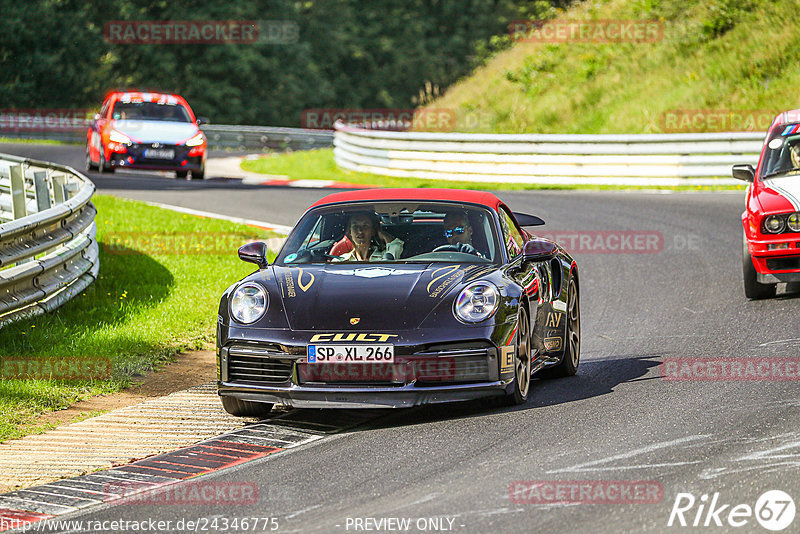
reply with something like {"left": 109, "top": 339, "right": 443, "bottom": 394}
{"left": 277, "top": 203, "right": 499, "bottom": 264}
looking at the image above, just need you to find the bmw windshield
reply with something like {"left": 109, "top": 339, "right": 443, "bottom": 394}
{"left": 761, "top": 127, "right": 800, "bottom": 179}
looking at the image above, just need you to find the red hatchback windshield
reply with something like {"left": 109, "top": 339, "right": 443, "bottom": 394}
{"left": 111, "top": 102, "right": 192, "bottom": 123}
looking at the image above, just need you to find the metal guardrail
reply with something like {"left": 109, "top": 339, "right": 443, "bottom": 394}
{"left": 0, "top": 123, "right": 334, "bottom": 152}
{"left": 0, "top": 153, "right": 98, "bottom": 327}
{"left": 333, "top": 124, "right": 765, "bottom": 186}
{"left": 202, "top": 124, "right": 333, "bottom": 151}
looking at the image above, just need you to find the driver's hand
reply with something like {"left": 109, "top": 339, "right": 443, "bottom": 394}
{"left": 457, "top": 243, "right": 483, "bottom": 257}
{"left": 378, "top": 230, "right": 395, "bottom": 244}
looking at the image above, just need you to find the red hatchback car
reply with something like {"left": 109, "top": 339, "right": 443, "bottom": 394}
{"left": 86, "top": 91, "right": 207, "bottom": 179}
{"left": 734, "top": 109, "right": 800, "bottom": 298}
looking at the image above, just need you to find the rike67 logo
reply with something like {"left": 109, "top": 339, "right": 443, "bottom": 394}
{"left": 668, "top": 490, "right": 795, "bottom": 531}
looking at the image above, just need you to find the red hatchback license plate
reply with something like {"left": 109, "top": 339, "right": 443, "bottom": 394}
{"left": 143, "top": 148, "right": 175, "bottom": 159}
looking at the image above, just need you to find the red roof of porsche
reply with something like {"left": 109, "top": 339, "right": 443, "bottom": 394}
{"left": 310, "top": 188, "right": 503, "bottom": 209}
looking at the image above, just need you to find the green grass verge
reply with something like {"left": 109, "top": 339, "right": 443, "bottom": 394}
{"left": 0, "top": 194, "right": 278, "bottom": 442}
{"left": 423, "top": 0, "right": 800, "bottom": 134}
{"left": 240, "top": 148, "right": 745, "bottom": 191}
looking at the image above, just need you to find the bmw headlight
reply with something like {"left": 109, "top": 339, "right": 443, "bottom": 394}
{"left": 788, "top": 213, "right": 800, "bottom": 232}
{"left": 230, "top": 283, "right": 268, "bottom": 324}
{"left": 109, "top": 130, "right": 131, "bottom": 144}
{"left": 764, "top": 215, "right": 786, "bottom": 234}
{"left": 185, "top": 132, "right": 205, "bottom": 146}
{"left": 454, "top": 282, "right": 500, "bottom": 323}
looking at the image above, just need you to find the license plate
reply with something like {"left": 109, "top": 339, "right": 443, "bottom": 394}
{"left": 307, "top": 345, "right": 394, "bottom": 363}
{"left": 143, "top": 148, "right": 174, "bottom": 159}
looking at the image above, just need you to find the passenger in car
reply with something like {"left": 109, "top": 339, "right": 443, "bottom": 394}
{"left": 335, "top": 212, "right": 404, "bottom": 261}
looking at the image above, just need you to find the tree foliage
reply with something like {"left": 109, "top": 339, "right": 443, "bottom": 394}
{"left": 0, "top": 0, "right": 569, "bottom": 125}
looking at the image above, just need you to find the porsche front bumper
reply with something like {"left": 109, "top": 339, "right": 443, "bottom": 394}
{"left": 217, "top": 341, "right": 512, "bottom": 409}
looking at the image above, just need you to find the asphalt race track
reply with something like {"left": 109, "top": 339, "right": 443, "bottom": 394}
{"left": 2, "top": 143, "right": 799, "bottom": 533}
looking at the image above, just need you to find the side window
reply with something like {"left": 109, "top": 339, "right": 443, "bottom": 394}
{"left": 499, "top": 207, "right": 524, "bottom": 259}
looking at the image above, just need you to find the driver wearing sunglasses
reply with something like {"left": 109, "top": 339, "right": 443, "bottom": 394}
{"left": 442, "top": 211, "right": 483, "bottom": 257}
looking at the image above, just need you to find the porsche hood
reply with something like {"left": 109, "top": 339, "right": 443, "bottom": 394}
{"left": 269, "top": 263, "right": 497, "bottom": 330}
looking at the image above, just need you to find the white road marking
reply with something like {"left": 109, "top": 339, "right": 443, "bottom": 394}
{"left": 737, "top": 436, "right": 800, "bottom": 462}
{"left": 758, "top": 337, "right": 800, "bottom": 346}
{"left": 387, "top": 492, "right": 445, "bottom": 511}
{"left": 548, "top": 435, "right": 708, "bottom": 473}
{"left": 136, "top": 199, "right": 293, "bottom": 234}
{"left": 553, "top": 461, "right": 704, "bottom": 473}
{"left": 285, "top": 504, "right": 323, "bottom": 519}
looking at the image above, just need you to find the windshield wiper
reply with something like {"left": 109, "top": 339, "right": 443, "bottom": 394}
{"left": 763, "top": 167, "right": 800, "bottom": 179}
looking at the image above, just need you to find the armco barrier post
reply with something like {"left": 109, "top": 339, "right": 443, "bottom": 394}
{"left": 33, "top": 171, "right": 51, "bottom": 212}
{"left": 9, "top": 164, "right": 25, "bottom": 219}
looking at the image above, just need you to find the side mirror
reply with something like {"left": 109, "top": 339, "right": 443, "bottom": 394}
{"left": 196, "top": 116, "right": 210, "bottom": 126}
{"left": 523, "top": 238, "right": 558, "bottom": 262}
{"left": 732, "top": 164, "right": 755, "bottom": 183}
{"left": 513, "top": 212, "right": 546, "bottom": 227}
{"left": 238, "top": 241, "right": 269, "bottom": 269}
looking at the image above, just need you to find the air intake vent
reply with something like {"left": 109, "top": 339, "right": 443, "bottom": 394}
{"left": 227, "top": 344, "right": 293, "bottom": 384}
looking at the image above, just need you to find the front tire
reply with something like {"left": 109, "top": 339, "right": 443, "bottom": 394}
{"left": 85, "top": 148, "right": 97, "bottom": 171}
{"left": 98, "top": 150, "right": 114, "bottom": 173}
{"left": 742, "top": 232, "right": 776, "bottom": 299}
{"left": 500, "top": 306, "right": 532, "bottom": 406}
{"left": 220, "top": 396, "right": 273, "bottom": 418}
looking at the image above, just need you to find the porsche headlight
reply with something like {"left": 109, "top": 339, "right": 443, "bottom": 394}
{"left": 109, "top": 130, "right": 131, "bottom": 144}
{"left": 454, "top": 282, "right": 500, "bottom": 323}
{"left": 788, "top": 213, "right": 800, "bottom": 232}
{"left": 230, "top": 283, "right": 268, "bottom": 324}
{"left": 185, "top": 132, "right": 204, "bottom": 146}
{"left": 764, "top": 215, "right": 786, "bottom": 234}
